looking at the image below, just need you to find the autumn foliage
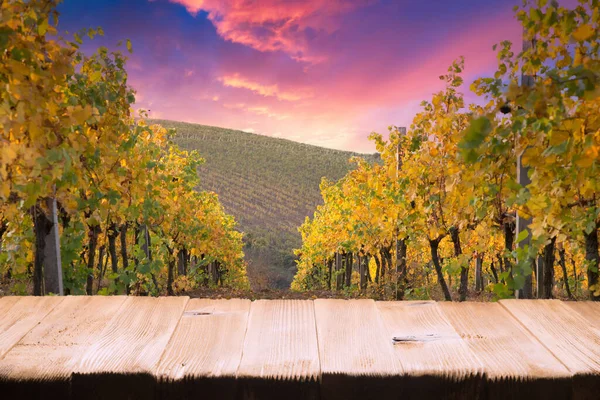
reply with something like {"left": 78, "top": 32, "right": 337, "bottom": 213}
{"left": 293, "top": 0, "right": 600, "bottom": 301}
{"left": 0, "top": 0, "right": 248, "bottom": 295}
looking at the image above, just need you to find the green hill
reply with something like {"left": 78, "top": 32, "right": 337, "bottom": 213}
{"left": 154, "top": 120, "right": 380, "bottom": 289}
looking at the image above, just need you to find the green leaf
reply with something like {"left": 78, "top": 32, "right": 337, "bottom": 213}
{"left": 516, "top": 229, "right": 529, "bottom": 244}
{"left": 460, "top": 117, "right": 492, "bottom": 150}
{"left": 0, "top": 27, "right": 12, "bottom": 51}
{"left": 126, "top": 39, "right": 133, "bottom": 53}
{"left": 513, "top": 274, "right": 525, "bottom": 290}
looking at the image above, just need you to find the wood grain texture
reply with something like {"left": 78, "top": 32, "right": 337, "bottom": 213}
{"left": 2, "top": 297, "right": 600, "bottom": 400}
{"left": 314, "top": 299, "right": 402, "bottom": 400}
{"left": 156, "top": 298, "right": 250, "bottom": 400}
{"left": 72, "top": 296, "right": 188, "bottom": 400}
{"left": 377, "top": 301, "right": 484, "bottom": 399}
{"left": 440, "top": 302, "right": 572, "bottom": 400}
{"left": 237, "top": 299, "right": 320, "bottom": 400}
{"left": 565, "top": 301, "right": 600, "bottom": 331}
{"left": 0, "top": 296, "right": 64, "bottom": 360}
{"left": 501, "top": 299, "right": 600, "bottom": 399}
{"left": 0, "top": 296, "right": 21, "bottom": 313}
{"left": 0, "top": 296, "right": 126, "bottom": 399}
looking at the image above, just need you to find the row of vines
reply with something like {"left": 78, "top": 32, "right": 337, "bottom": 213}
{"left": 293, "top": 0, "right": 600, "bottom": 301}
{"left": 0, "top": 0, "right": 248, "bottom": 295}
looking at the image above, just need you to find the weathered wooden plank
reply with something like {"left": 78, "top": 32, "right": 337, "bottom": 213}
{"left": 0, "top": 297, "right": 64, "bottom": 360}
{"left": 501, "top": 299, "right": 600, "bottom": 399}
{"left": 565, "top": 301, "right": 600, "bottom": 332}
{"left": 440, "top": 302, "right": 572, "bottom": 400}
{"left": 156, "top": 298, "right": 250, "bottom": 400}
{"left": 0, "top": 296, "right": 126, "bottom": 399}
{"left": 377, "top": 301, "right": 484, "bottom": 399}
{"left": 0, "top": 296, "right": 20, "bottom": 311}
{"left": 72, "top": 296, "right": 188, "bottom": 400}
{"left": 237, "top": 299, "right": 320, "bottom": 400}
{"left": 315, "top": 299, "right": 402, "bottom": 400}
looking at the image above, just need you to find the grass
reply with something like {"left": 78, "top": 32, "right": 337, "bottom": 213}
{"left": 155, "top": 120, "right": 379, "bottom": 289}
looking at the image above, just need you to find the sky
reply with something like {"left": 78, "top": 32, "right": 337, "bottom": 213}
{"left": 56, "top": 0, "right": 524, "bottom": 153}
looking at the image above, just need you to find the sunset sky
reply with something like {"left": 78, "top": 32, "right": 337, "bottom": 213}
{"left": 57, "top": 0, "right": 525, "bottom": 153}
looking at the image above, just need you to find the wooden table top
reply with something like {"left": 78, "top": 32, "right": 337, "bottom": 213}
{"left": 0, "top": 296, "right": 599, "bottom": 399}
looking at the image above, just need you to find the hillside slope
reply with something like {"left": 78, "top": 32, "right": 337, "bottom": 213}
{"left": 156, "top": 120, "right": 379, "bottom": 289}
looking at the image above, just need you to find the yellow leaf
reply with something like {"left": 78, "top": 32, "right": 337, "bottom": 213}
{"left": 0, "top": 181, "right": 10, "bottom": 200}
{"left": 29, "top": 119, "right": 43, "bottom": 140}
{"left": 576, "top": 153, "right": 594, "bottom": 168}
{"left": 1, "top": 145, "right": 18, "bottom": 164}
{"left": 573, "top": 24, "right": 594, "bottom": 42}
{"left": 38, "top": 19, "right": 48, "bottom": 36}
{"left": 89, "top": 70, "right": 102, "bottom": 83}
{"left": 71, "top": 106, "right": 91, "bottom": 125}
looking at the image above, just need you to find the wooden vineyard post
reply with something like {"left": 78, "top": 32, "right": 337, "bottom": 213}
{"left": 515, "top": 31, "right": 535, "bottom": 299}
{"left": 44, "top": 195, "right": 63, "bottom": 296}
{"left": 395, "top": 126, "right": 407, "bottom": 300}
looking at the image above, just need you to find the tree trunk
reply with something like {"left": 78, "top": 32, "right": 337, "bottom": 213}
{"left": 133, "top": 224, "right": 140, "bottom": 269}
{"left": 96, "top": 245, "right": 106, "bottom": 293}
{"left": 429, "top": 238, "right": 452, "bottom": 301}
{"left": 365, "top": 255, "right": 372, "bottom": 284}
{"left": 167, "top": 253, "right": 175, "bottom": 296}
{"left": 177, "top": 249, "right": 186, "bottom": 276}
{"left": 503, "top": 220, "right": 515, "bottom": 275}
{"left": 213, "top": 261, "right": 221, "bottom": 285}
{"left": 1, "top": 219, "right": 9, "bottom": 281}
{"left": 108, "top": 224, "right": 119, "bottom": 274}
{"left": 541, "top": 237, "right": 556, "bottom": 299}
{"left": 0, "top": 219, "right": 8, "bottom": 250}
{"left": 450, "top": 227, "right": 468, "bottom": 301}
{"left": 345, "top": 252, "right": 352, "bottom": 287}
{"left": 475, "top": 256, "right": 483, "bottom": 291}
{"left": 327, "top": 258, "right": 333, "bottom": 290}
{"left": 358, "top": 254, "right": 366, "bottom": 292}
{"left": 489, "top": 259, "right": 499, "bottom": 284}
{"left": 31, "top": 205, "right": 53, "bottom": 296}
{"left": 335, "top": 252, "right": 343, "bottom": 290}
{"left": 183, "top": 248, "right": 188, "bottom": 275}
{"left": 199, "top": 255, "right": 208, "bottom": 286}
{"left": 190, "top": 255, "right": 197, "bottom": 275}
{"left": 208, "top": 261, "right": 220, "bottom": 286}
{"left": 120, "top": 223, "right": 130, "bottom": 295}
{"left": 85, "top": 224, "right": 100, "bottom": 295}
{"left": 380, "top": 248, "right": 387, "bottom": 282}
{"left": 374, "top": 254, "right": 381, "bottom": 284}
{"left": 558, "top": 247, "right": 573, "bottom": 300}
{"left": 386, "top": 246, "right": 393, "bottom": 282}
{"left": 497, "top": 254, "right": 505, "bottom": 273}
{"left": 584, "top": 227, "right": 600, "bottom": 301}
{"left": 140, "top": 224, "right": 151, "bottom": 260}
{"left": 571, "top": 257, "right": 578, "bottom": 296}
{"left": 396, "top": 238, "right": 407, "bottom": 300}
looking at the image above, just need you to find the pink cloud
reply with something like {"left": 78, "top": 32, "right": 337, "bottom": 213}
{"left": 130, "top": 0, "right": 524, "bottom": 153}
{"left": 168, "top": 0, "right": 372, "bottom": 62}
